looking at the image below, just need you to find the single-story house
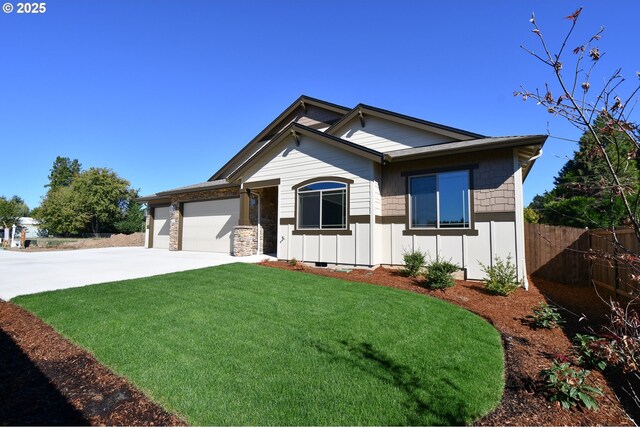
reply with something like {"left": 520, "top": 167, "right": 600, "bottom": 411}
{"left": 139, "top": 96, "right": 545, "bottom": 283}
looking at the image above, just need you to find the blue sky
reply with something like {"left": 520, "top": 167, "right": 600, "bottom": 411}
{"left": 1, "top": 0, "right": 638, "bottom": 209}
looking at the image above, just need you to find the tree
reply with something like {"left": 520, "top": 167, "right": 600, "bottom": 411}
{"left": 37, "top": 165, "right": 138, "bottom": 235}
{"left": 35, "top": 186, "right": 89, "bottom": 235}
{"left": 70, "top": 168, "right": 131, "bottom": 234}
{"left": 114, "top": 198, "right": 146, "bottom": 234}
{"left": 46, "top": 156, "right": 81, "bottom": 190}
{"left": 0, "top": 196, "right": 26, "bottom": 229}
{"left": 523, "top": 207, "right": 541, "bottom": 224}
{"left": 529, "top": 116, "right": 640, "bottom": 228}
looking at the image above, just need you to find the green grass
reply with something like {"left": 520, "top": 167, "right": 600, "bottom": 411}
{"left": 14, "top": 263, "right": 504, "bottom": 425}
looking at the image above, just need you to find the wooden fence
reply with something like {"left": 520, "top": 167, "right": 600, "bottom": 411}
{"left": 524, "top": 223, "right": 639, "bottom": 298}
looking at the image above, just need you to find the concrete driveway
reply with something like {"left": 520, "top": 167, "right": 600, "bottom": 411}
{"left": 0, "top": 247, "right": 273, "bottom": 301}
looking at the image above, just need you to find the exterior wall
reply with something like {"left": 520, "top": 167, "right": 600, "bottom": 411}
{"left": 243, "top": 135, "right": 374, "bottom": 217}
{"left": 147, "top": 188, "right": 240, "bottom": 251}
{"left": 242, "top": 134, "right": 376, "bottom": 266}
{"left": 380, "top": 148, "right": 516, "bottom": 216}
{"left": 377, "top": 148, "right": 520, "bottom": 281}
{"left": 336, "top": 116, "right": 454, "bottom": 153}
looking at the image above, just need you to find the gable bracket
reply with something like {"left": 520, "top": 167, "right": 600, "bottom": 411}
{"left": 358, "top": 108, "right": 366, "bottom": 127}
{"left": 291, "top": 129, "right": 301, "bottom": 146}
{"left": 300, "top": 100, "right": 307, "bottom": 113}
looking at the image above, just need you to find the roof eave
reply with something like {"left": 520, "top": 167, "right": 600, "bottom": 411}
{"left": 386, "top": 135, "right": 547, "bottom": 162}
{"left": 326, "top": 104, "right": 486, "bottom": 141}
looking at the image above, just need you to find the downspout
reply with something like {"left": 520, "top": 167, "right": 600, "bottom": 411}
{"left": 515, "top": 148, "right": 543, "bottom": 290}
{"left": 528, "top": 149, "right": 543, "bottom": 163}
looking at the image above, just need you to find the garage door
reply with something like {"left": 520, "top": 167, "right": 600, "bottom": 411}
{"left": 182, "top": 199, "right": 239, "bottom": 253}
{"left": 152, "top": 206, "right": 170, "bottom": 249}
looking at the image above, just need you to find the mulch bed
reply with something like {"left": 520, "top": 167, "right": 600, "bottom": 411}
{"left": 0, "top": 301, "right": 186, "bottom": 426}
{"left": 259, "top": 260, "right": 634, "bottom": 426}
{"left": 0, "top": 260, "right": 633, "bottom": 426}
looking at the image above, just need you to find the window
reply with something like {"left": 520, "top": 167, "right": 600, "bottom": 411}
{"left": 409, "top": 170, "right": 470, "bottom": 228}
{"left": 297, "top": 182, "right": 347, "bottom": 229}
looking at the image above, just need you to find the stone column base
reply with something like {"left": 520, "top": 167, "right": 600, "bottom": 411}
{"left": 233, "top": 225, "right": 257, "bottom": 256}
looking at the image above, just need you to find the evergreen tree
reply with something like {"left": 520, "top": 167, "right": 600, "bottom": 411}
{"left": 46, "top": 156, "right": 82, "bottom": 190}
{"left": 530, "top": 115, "right": 640, "bottom": 228}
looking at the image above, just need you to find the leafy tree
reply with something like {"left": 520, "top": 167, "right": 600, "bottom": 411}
{"left": 0, "top": 196, "right": 26, "bottom": 229}
{"left": 46, "top": 156, "right": 82, "bottom": 190}
{"left": 35, "top": 186, "right": 88, "bottom": 235}
{"left": 114, "top": 199, "right": 146, "bottom": 234}
{"left": 523, "top": 207, "right": 541, "bottom": 223}
{"left": 37, "top": 165, "right": 137, "bottom": 235}
{"left": 529, "top": 117, "right": 639, "bottom": 228}
{"left": 68, "top": 168, "right": 131, "bottom": 234}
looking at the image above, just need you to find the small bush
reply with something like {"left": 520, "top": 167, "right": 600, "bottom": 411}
{"left": 539, "top": 360, "right": 603, "bottom": 411}
{"left": 426, "top": 258, "right": 459, "bottom": 289}
{"left": 573, "top": 334, "right": 612, "bottom": 371}
{"left": 528, "top": 302, "right": 565, "bottom": 329}
{"left": 288, "top": 258, "right": 298, "bottom": 266}
{"left": 479, "top": 255, "right": 521, "bottom": 296}
{"left": 401, "top": 249, "right": 426, "bottom": 277}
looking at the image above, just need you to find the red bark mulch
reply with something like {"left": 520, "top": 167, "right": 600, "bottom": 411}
{"left": 259, "top": 260, "right": 634, "bottom": 426}
{"left": 0, "top": 301, "right": 186, "bottom": 426}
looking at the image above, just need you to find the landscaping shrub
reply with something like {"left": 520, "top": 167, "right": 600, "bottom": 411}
{"left": 425, "top": 258, "right": 459, "bottom": 289}
{"left": 479, "top": 255, "right": 521, "bottom": 296}
{"left": 539, "top": 360, "right": 603, "bottom": 411}
{"left": 401, "top": 249, "right": 426, "bottom": 277}
{"left": 528, "top": 302, "right": 564, "bottom": 329}
{"left": 573, "top": 334, "right": 613, "bottom": 371}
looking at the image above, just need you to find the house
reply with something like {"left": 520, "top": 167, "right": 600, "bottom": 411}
{"left": 138, "top": 96, "right": 545, "bottom": 283}
{"left": 19, "top": 217, "right": 42, "bottom": 239}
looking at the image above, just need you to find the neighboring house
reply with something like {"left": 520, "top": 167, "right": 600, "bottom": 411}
{"left": 19, "top": 217, "right": 42, "bottom": 238}
{"left": 139, "top": 96, "right": 545, "bottom": 283}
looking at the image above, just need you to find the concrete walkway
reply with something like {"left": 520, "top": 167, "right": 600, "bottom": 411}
{"left": 0, "top": 247, "right": 273, "bottom": 300}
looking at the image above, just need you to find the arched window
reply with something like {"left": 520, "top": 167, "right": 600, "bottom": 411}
{"left": 297, "top": 181, "right": 347, "bottom": 229}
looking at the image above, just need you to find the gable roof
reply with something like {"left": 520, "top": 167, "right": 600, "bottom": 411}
{"left": 209, "top": 95, "right": 350, "bottom": 181}
{"left": 227, "top": 122, "right": 384, "bottom": 181}
{"left": 326, "top": 104, "right": 486, "bottom": 141}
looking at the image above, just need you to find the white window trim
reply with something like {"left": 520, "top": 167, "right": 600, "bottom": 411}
{"left": 297, "top": 181, "right": 348, "bottom": 230}
{"left": 408, "top": 170, "right": 471, "bottom": 230}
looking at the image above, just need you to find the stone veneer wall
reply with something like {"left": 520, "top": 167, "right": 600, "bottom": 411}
{"left": 380, "top": 148, "right": 516, "bottom": 217}
{"left": 232, "top": 226, "right": 257, "bottom": 256}
{"left": 165, "top": 187, "right": 240, "bottom": 251}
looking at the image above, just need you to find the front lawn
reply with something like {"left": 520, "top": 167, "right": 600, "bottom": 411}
{"left": 14, "top": 263, "right": 503, "bottom": 425}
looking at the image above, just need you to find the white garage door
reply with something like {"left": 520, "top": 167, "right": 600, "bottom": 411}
{"left": 152, "top": 206, "right": 170, "bottom": 249}
{"left": 182, "top": 199, "right": 239, "bottom": 253}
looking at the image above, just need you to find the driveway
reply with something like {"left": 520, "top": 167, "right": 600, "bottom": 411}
{"left": 0, "top": 247, "right": 273, "bottom": 300}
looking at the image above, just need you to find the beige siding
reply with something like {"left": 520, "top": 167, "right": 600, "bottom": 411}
{"left": 377, "top": 220, "right": 517, "bottom": 280}
{"left": 243, "top": 134, "right": 376, "bottom": 266}
{"left": 336, "top": 116, "right": 454, "bottom": 153}
{"left": 243, "top": 135, "right": 374, "bottom": 217}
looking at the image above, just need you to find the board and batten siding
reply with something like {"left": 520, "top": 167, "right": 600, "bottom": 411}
{"left": 377, "top": 221, "right": 517, "bottom": 280}
{"left": 335, "top": 116, "right": 454, "bottom": 153}
{"left": 242, "top": 134, "right": 376, "bottom": 266}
